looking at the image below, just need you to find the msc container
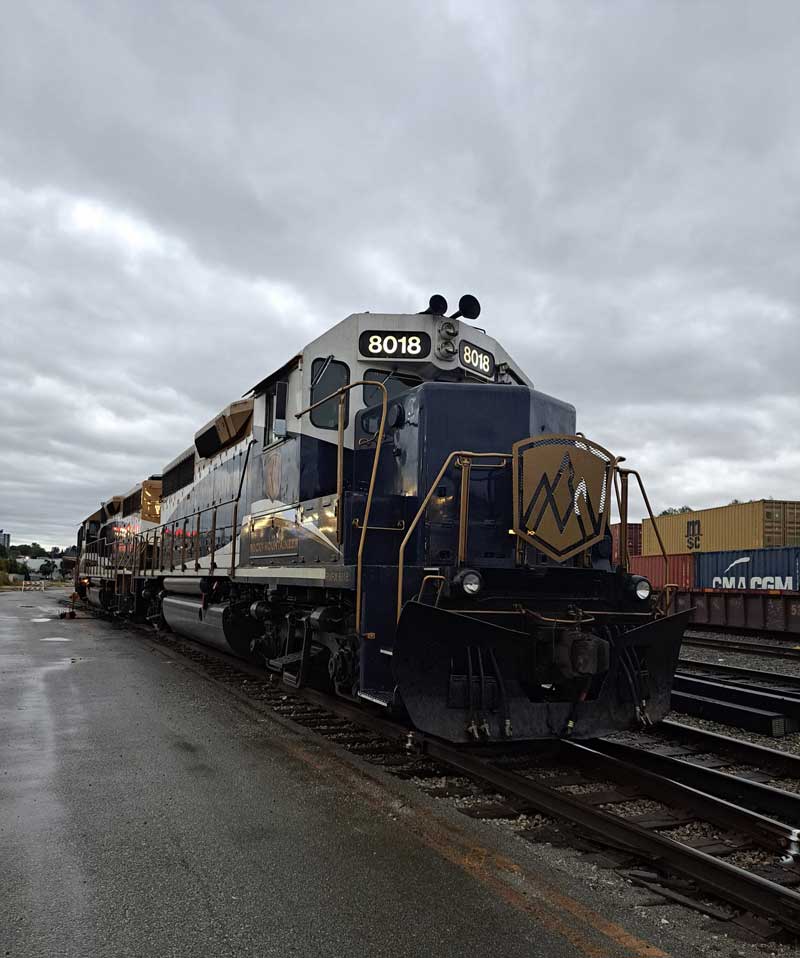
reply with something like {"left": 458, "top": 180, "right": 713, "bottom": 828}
{"left": 641, "top": 500, "right": 800, "bottom": 556}
{"left": 629, "top": 553, "right": 694, "bottom": 591}
{"left": 694, "top": 547, "right": 800, "bottom": 593}
{"left": 610, "top": 522, "right": 642, "bottom": 565}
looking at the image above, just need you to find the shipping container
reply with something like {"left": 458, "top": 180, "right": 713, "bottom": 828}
{"left": 610, "top": 522, "right": 642, "bottom": 565}
{"left": 693, "top": 547, "right": 800, "bottom": 593}
{"left": 641, "top": 500, "right": 800, "bottom": 556}
{"left": 629, "top": 553, "right": 694, "bottom": 591}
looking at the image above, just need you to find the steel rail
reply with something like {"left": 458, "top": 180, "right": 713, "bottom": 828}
{"left": 674, "top": 673, "right": 800, "bottom": 716}
{"left": 424, "top": 738, "right": 800, "bottom": 934}
{"left": 558, "top": 740, "right": 798, "bottom": 850}
{"left": 588, "top": 738, "right": 800, "bottom": 829}
{"left": 658, "top": 718, "right": 800, "bottom": 776}
{"left": 679, "top": 659, "right": 800, "bottom": 690}
{"left": 682, "top": 635, "right": 800, "bottom": 659}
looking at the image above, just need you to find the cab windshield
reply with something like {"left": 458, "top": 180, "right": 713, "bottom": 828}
{"left": 362, "top": 368, "right": 421, "bottom": 406}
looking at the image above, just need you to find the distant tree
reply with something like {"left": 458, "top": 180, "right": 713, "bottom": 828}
{"left": 39, "top": 560, "right": 55, "bottom": 579}
{"left": 658, "top": 506, "right": 694, "bottom": 516}
{"left": 9, "top": 542, "right": 49, "bottom": 559}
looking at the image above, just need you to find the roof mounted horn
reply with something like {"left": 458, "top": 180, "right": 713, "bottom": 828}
{"left": 449, "top": 294, "right": 481, "bottom": 321}
{"left": 419, "top": 294, "right": 448, "bottom": 316}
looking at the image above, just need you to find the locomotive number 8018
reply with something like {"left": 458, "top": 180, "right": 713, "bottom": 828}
{"left": 358, "top": 329, "right": 432, "bottom": 359}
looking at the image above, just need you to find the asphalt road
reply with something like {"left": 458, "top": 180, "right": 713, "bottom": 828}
{"left": 1, "top": 591, "right": 672, "bottom": 958}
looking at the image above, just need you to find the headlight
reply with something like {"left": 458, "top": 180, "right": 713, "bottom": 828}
{"left": 632, "top": 577, "right": 651, "bottom": 601}
{"left": 454, "top": 568, "right": 483, "bottom": 596}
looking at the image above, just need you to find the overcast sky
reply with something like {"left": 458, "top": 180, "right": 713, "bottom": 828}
{"left": 1, "top": 1, "right": 798, "bottom": 547}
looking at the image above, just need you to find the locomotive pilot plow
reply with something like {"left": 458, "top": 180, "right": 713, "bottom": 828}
{"left": 393, "top": 600, "right": 691, "bottom": 742}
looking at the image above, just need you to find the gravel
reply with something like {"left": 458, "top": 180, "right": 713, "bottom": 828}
{"left": 657, "top": 820, "right": 726, "bottom": 844}
{"left": 722, "top": 847, "right": 775, "bottom": 870}
{"left": 510, "top": 811, "right": 552, "bottom": 830}
{"left": 598, "top": 798, "right": 671, "bottom": 819}
{"left": 557, "top": 780, "right": 617, "bottom": 795}
{"left": 522, "top": 765, "right": 581, "bottom": 780}
{"left": 451, "top": 790, "right": 509, "bottom": 809}
{"left": 764, "top": 776, "right": 800, "bottom": 794}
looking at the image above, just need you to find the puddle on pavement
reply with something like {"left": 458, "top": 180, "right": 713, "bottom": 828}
{"left": 31, "top": 618, "right": 52, "bottom": 622}
{"left": 41, "top": 637, "right": 70, "bottom": 642}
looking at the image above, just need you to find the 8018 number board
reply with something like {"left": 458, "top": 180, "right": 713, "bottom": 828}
{"left": 459, "top": 340, "right": 495, "bottom": 377}
{"left": 358, "top": 330, "right": 431, "bottom": 360}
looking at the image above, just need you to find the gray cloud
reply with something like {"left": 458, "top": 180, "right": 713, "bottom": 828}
{"left": 1, "top": 0, "right": 798, "bottom": 545}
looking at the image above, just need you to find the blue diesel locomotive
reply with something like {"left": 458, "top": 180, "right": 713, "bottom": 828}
{"left": 76, "top": 295, "right": 689, "bottom": 741}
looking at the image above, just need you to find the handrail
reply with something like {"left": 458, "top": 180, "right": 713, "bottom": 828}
{"left": 417, "top": 574, "right": 446, "bottom": 606}
{"left": 396, "top": 450, "right": 510, "bottom": 622}
{"left": 622, "top": 468, "right": 672, "bottom": 615}
{"left": 81, "top": 439, "right": 257, "bottom": 580}
{"left": 295, "top": 379, "right": 388, "bottom": 633}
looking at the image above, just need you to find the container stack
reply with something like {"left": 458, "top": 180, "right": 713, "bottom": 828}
{"left": 626, "top": 500, "right": 800, "bottom": 594}
{"left": 641, "top": 500, "right": 800, "bottom": 556}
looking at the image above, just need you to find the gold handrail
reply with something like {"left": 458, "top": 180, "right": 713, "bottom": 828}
{"left": 456, "top": 457, "right": 472, "bottom": 565}
{"left": 396, "top": 450, "right": 510, "bottom": 623}
{"left": 417, "top": 574, "right": 446, "bottom": 606}
{"left": 622, "top": 467, "right": 671, "bottom": 615}
{"left": 295, "top": 379, "right": 388, "bottom": 633}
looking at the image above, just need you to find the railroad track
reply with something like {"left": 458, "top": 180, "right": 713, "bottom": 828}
{"left": 672, "top": 660, "right": 800, "bottom": 735}
{"left": 681, "top": 633, "right": 800, "bottom": 659}
{"left": 679, "top": 658, "right": 800, "bottom": 692}
{"left": 67, "top": 600, "right": 800, "bottom": 939}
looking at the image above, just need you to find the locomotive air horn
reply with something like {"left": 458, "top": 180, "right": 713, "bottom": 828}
{"left": 419, "top": 294, "right": 448, "bottom": 316}
{"left": 449, "top": 294, "right": 481, "bottom": 320}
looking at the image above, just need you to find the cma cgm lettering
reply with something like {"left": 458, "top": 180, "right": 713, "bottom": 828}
{"left": 695, "top": 547, "right": 800, "bottom": 593}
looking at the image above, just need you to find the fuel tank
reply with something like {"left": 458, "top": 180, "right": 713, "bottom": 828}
{"left": 86, "top": 584, "right": 108, "bottom": 610}
{"left": 161, "top": 595, "right": 258, "bottom": 657}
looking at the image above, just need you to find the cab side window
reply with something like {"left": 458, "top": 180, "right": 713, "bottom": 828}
{"left": 263, "top": 392, "right": 275, "bottom": 446}
{"left": 310, "top": 358, "right": 349, "bottom": 429}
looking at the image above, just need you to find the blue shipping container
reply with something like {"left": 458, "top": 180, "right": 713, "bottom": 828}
{"left": 694, "top": 547, "right": 800, "bottom": 593}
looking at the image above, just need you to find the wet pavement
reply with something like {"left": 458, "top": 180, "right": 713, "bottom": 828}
{"left": 1, "top": 591, "right": 681, "bottom": 957}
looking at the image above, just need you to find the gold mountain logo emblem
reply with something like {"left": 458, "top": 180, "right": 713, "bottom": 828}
{"left": 512, "top": 435, "right": 614, "bottom": 562}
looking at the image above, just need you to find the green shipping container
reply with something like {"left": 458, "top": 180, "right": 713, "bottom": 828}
{"left": 641, "top": 500, "right": 800, "bottom": 556}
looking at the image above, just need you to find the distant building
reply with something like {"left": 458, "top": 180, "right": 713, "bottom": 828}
{"left": 0, "top": 530, "right": 10, "bottom": 550}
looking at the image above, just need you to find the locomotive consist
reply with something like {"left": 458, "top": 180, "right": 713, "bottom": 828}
{"left": 77, "top": 294, "right": 689, "bottom": 741}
